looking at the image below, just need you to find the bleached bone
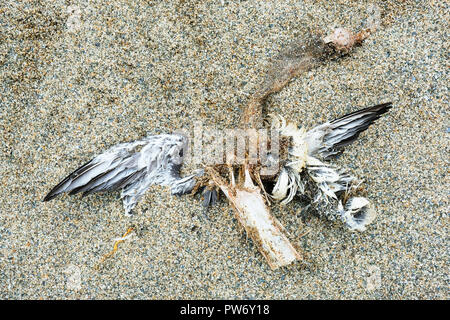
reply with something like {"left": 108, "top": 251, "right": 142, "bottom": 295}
{"left": 209, "top": 167, "right": 301, "bottom": 269}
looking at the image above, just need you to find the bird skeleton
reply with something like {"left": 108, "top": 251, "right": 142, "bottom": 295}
{"left": 44, "top": 26, "right": 392, "bottom": 269}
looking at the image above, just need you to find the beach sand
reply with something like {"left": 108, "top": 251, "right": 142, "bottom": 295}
{"left": 0, "top": 0, "right": 448, "bottom": 299}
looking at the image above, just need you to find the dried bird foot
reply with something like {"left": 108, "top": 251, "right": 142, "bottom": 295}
{"left": 207, "top": 166, "right": 301, "bottom": 270}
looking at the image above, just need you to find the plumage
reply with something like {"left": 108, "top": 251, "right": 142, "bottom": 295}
{"left": 305, "top": 102, "right": 392, "bottom": 159}
{"left": 271, "top": 167, "right": 304, "bottom": 205}
{"left": 44, "top": 103, "right": 391, "bottom": 229}
{"left": 270, "top": 103, "right": 392, "bottom": 230}
{"left": 337, "top": 197, "right": 376, "bottom": 231}
{"left": 43, "top": 134, "right": 195, "bottom": 215}
{"left": 202, "top": 188, "right": 218, "bottom": 208}
{"left": 170, "top": 169, "right": 204, "bottom": 196}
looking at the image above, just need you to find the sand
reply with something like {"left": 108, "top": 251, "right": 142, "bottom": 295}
{"left": 0, "top": 0, "right": 448, "bottom": 299}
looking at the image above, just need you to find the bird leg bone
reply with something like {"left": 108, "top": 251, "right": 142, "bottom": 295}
{"left": 240, "top": 26, "right": 372, "bottom": 130}
{"left": 206, "top": 166, "right": 301, "bottom": 270}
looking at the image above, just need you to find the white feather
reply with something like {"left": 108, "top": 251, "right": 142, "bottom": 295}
{"left": 337, "top": 197, "right": 377, "bottom": 231}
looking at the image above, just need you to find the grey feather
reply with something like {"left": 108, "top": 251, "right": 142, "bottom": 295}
{"left": 202, "top": 188, "right": 218, "bottom": 208}
{"left": 44, "top": 134, "right": 192, "bottom": 215}
{"left": 305, "top": 103, "right": 392, "bottom": 159}
{"left": 170, "top": 169, "right": 204, "bottom": 196}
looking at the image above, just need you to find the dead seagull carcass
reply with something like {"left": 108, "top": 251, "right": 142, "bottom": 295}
{"left": 43, "top": 27, "right": 392, "bottom": 270}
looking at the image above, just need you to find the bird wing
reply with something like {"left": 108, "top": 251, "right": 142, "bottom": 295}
{"left": 43, "top": 134, "right": 190, "bottom": 214}
{"left": 305, "top": 102, "right": 392, "bottom": 159}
